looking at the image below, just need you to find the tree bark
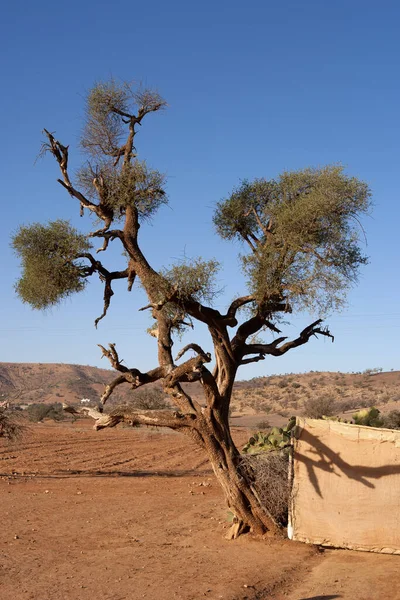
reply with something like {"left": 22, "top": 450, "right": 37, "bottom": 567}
{"left": 194, "top": 409, "right": 280, "bottom": 538}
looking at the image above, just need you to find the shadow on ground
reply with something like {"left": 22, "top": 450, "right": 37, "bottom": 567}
{"left": 1, "top": 468, "right": 214, "bottom": 479}
{"left": 299, "top": 595, "right": 341, "bottom": 600}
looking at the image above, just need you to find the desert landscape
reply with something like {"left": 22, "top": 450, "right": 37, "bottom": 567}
{"left": 3, "top": 4, "right": 400, "bottom": 597}
{"left": 1, "top": 365, "right": 400, "bottom": 599}
{"left": 2, "top": 362, "right": 400, "bottom": 420}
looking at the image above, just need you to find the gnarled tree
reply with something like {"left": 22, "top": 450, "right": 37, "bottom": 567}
{"left": 12, "top": 79, "right": 371, "bottom": 537}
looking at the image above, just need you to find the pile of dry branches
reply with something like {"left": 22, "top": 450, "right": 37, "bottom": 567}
{"left": 239, "top": 451, "right": 290, "bottom": 527}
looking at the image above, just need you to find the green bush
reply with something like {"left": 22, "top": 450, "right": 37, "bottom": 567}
{"left": 352, "top": 407, "right": 384, "bottom": 427}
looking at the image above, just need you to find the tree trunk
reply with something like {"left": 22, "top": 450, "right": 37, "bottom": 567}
{"left": 195, "top": 409, "right": 280, "bottom": 538}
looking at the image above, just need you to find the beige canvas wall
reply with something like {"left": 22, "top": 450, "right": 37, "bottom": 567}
{"left": 288, "top": 418, "right": 400, "bottom": 554}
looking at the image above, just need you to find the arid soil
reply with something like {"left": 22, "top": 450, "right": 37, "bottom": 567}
{"left": 1, "top": 421, "right": 399, "bottom": 600}
{"left": 272, "top": 549, "right": 400, "bottom": 600}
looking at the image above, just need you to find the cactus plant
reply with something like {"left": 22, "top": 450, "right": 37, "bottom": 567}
{"left": 242, "top": 417, "right": 296, "bottom": 454}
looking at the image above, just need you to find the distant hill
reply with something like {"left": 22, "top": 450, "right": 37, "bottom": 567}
{"left": 230, "top": 370, "right": 400, "bottom": 417}
{"left": 1, "top": 363, "right": 399, "bottom": 417}
{"left": 0, "top": 362, "right": 203, "bottom": 406}
{"left": 0, "top": 362, "right": 133, "bottom": 405}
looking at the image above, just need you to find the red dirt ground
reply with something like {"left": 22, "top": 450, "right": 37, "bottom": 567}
{"left": 1, "top": 421, "right": 399, "bottom": 600}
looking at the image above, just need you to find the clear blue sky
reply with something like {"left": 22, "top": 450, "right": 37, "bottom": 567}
{"left": 1, "top": 0, "right": 399, "bottom": 378}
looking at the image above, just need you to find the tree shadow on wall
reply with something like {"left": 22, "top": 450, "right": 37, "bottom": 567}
{"left": 295, "top": 428, "right": 400, "bottom": 498}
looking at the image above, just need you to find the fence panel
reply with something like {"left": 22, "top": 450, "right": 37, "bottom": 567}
{"left": 288, "top": 418, "right": 400, "bottom": 553}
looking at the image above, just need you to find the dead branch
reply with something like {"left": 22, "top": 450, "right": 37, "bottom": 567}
{"left": 138, "top": 289, "right": 178, "bottom": 312}
{"left": 98, "top": 343, "right": 166, "bottom": 388}
{"left": 232, "top": 313, "right": 283, "bottom": 352}
{"left": 223, "top": 295, "right": 255, "bottom": 326}
{"left": 62, "top": 403, "right": 194, "bottom": 431}
{"left": 89, "top": 230, "right": 122, "bottom": 253}
{"left": 100, "top": 375, "right": 127, "bottom": 406}
{"left": 173, "top": 343, "right": 221, "bottom": 405}
{"left": 277, "top": 320, "right": 334, "bottom": 352}
{"left": 241, "top": 319, "right": 333, "bottom": 361}
{"left": 175, "top": 343, "right": 211, "bottom": 362}
{"left": 98, "top": 342, "right": 128, "bottom": 371}
{"left": 42, "top": 129, "right": 114, "bottom": 230}
{"left": 127, "top": 261, "right": 136, "bottom": 291}
{"left": 95, "top": 279, "right": 114, "bottom": 328}
{"left": 240, "top": 354, "right": 266, "bottom": 365}
{"left": 76, "top": 254, "right": 129, "bottom": 327}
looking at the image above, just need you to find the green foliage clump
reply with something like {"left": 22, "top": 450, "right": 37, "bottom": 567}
{"left": 12, "top": 220, "right": 91, "bottom": 310}
{"left": 242, "top": 417, "right": 296, "bottom": 454}
{"left": 76, "top": 159, "right": 167, "bottom": 220}
{"left": 81, "top": 80, "right": 134, "bottom": 157}
{"left": 159, "top": 257, "right": 220, "bottom": 306}
{"left": 214, "top": 166, "right": 371, "bottom": 314}
{"left": 81, "top": 80, "right": 166, "bottom": 157}
{"left": 142, "top": 258, "right": 221, "bottom": 339}
{"left": 214, "top": 179, "right": 267, "bottom": 242}
{"left": 352, "top": 407, "right": 384, "bottom": 427}
{"left": 77, "top": 79, "right": 168, "bottom": 221}
{"left": 321, "top": 407, "right": 400, "bottom": 430}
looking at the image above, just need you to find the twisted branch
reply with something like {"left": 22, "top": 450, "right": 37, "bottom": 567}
{"left": 100, "top": 375, "right": 127, "bottom": 406}
{"left": 98, "top": 343, "right": 166, "bottom": 389}
{"left": 76, "top": 254, "right": 129, "bottom": 327}
{"left": 241, "top": 319, "right": 334, "bottom": 363}
{"left": 175, "top": 343, "right": 211, "bottom": 362}
{"left": 42, "top": 130, "right": 114, "bottom": 232}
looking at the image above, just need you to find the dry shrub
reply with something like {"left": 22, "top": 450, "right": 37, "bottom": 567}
{"left": 0, "top": 410, "right": 26, "bottom": 440}
{"left": 302, "top": 395, "right": 338, "bottom": 418}
{"left": 130, "top": 387, "right": 170, "bottom": 410}
{"left": 239, "top": 451, "right": 290, "bottom": 526}
{"left": 382, "top": 410, "right": 400, "bottom": 430}
{"left": 26, "top": 402, "right": 67, "bottom": 422}
{"left": 257, "top": 419, "right": 271, "bottom": 430}
{"left": 339, "top": 399, "right": 360, "bottom": 412}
